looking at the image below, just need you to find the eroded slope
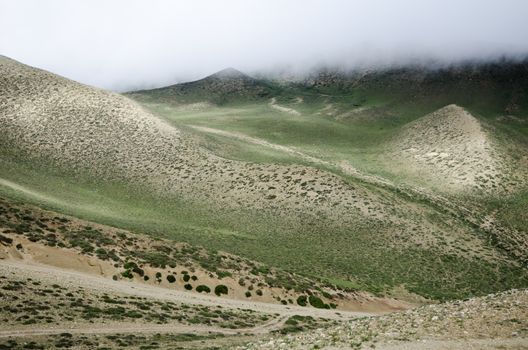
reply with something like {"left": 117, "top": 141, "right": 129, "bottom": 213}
{"left": 391, "top": 104, "right": 510, "bottom": 193}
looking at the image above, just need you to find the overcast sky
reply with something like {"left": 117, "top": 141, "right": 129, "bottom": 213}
{"left": 1, "top": 0, "right": 528, "bottom": 91}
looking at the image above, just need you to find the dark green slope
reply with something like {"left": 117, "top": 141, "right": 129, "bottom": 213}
{"left": 301, "top": 60, "right": 528, "bottom": 123}
{"left": 128, "top": 67, "right": 281, "bottom": 105}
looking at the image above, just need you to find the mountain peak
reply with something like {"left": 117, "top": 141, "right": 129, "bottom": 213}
{"left": 209, "top": 67, "right": 249, "bottom": 80}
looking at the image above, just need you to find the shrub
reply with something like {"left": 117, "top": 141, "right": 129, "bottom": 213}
{"left": 217, "top": 271, "right": 232, "bottom": 279}
{"left": 183, "top": 274, "right": 190, "bottom": 282}
{"left": 121, "top": 270, "right": 133, "bottom": 279}
{"left": 296, "top": 295, "right": 307, "bottom": 306}
{"left": 308, "top": 295, "right": 329, "bottom": 309}
{"left": 122, "top": 261, "right": 144, "bottom": 276}
{"left": 184, "top": 284, "right": 192, "bottom": 290}
{"left": 214, "top": 285, "right": 228, "bottom": 296}
{"left": 322, "top": 291, "right": 333, "bottom": 299}
{"left": 196, "top": 285, "right": 211, "bottom": 293}
{"left": 0, "top": 234, "right": 13, "bottom": 245}
{"left": 256, "top": 289, "right": 263, "bottom": 296}
{"left": 123, "top": 262, "right": 137, "bottom": 270}
{"left": 166, "top": 275, "right": 176, "bottom": 283}
{"left": 245, "top": 291, "right": 251, "bottom": 298}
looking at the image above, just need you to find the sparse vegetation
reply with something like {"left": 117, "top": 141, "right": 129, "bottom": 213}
{"left": 214, "top": 285, "right": 229, "bottom": 296}
{"left": 196, "top": 285, "right": 211, "bottom": 293}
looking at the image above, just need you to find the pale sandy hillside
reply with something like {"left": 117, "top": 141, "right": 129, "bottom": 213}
{"left": 0, "top": 56, "right": 437, "bottom": 231}
{"left": 240, "top": 289, "right": 528, "bottom": 349}
{"left": 2, "top": 57, "right": 526, "bottom": 307}
{"left": 391, "top": 104, "right": 510, "bottom": 193}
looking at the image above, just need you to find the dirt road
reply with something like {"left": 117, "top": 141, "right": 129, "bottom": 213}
{"left": 0, "top": 260, "right": 373, "bottom": 338}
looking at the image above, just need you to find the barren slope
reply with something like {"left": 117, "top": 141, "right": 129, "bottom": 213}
{"left": 0, "top": 55, "right": 401, "bottom": 221}
{"left": 391, "top": 104, "right": 509, "bottom": 193}
{"left": 1, "top": 56, "right": 526, "bottom": 303}
{"left": 241, "top": 289, "right": 528, "bottom": 349}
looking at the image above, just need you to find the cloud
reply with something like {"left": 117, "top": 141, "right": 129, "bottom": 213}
{"left": 1, "top": 0, "right": 528, "bottom": 91}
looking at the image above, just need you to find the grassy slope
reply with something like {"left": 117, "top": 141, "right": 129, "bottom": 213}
{"left": 125, "top": 63, "right": 528, "bottom": 299}
{"left": 1, "top": 59, "right": 527, "bottom": 301}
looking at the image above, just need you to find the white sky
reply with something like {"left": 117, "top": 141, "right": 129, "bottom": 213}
{"left": 1, "top": 0, "right": 528, "bottom": 91}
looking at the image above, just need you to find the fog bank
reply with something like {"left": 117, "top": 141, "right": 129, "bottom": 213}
{"left": 1, "top": 0, "right": 527, "bottom": 91}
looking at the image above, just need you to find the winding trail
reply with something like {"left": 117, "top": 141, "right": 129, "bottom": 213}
{"left": 0, "top": 260, "right": 373, "bottom": 338}
{"left": 0, "top": 316, "right": 290, "bottom": 339}
{"left": 269, "top": 97, "right": 301, "bottom": 115}
{"left": 188, "top": 125, "right": 476, "bottom": 219}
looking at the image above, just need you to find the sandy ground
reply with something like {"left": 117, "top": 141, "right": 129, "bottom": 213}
{"left": 369, "top": 338, "right": 528, "bottom": 350}
{"left": 393, "top": 104, "right": 508, "bottom": 192}
{"left": 0, "top": 317, "right": 289, "bottom": 339}
{"left": 269, "top": 97, "right": 301, "bottom": 115}
{"left": 0, "top": 260, "right": 374, "bottom": 323}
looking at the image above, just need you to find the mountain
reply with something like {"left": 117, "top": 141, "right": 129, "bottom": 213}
{"left": 1, "top": 55, "right": 528, "bottom": 349}
{"left": 127, "top": 67, "right": 278, "bottom": 105}
{"left": 0, "top": 54, "right": 528, "bottom": 299}
{"left": 300, "top": 60, "right": 528, "bottom": 120}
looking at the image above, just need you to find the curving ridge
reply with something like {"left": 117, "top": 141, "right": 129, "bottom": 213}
{"left": 392, "top": 104, "right": 510, "bottom": 193}
{"left": 0, "top": 56, "right": 395, "bottom": 221}
{"left": 0, "top": 55, "right": 183, "bottom": 182}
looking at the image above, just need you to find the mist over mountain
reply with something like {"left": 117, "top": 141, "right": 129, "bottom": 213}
{"left": 1, "top": 2, "right": 528, "bottom": 349}
{"left": 2, "top": 0, "right": 528, "bottom": 91}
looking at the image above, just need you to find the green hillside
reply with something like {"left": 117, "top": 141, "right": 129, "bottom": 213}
{"left": 1, "top": 56, "right": 527, "bottom": 301}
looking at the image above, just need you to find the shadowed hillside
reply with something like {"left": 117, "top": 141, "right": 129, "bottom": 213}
{"left": 128, "top": 67, "right": 278, "bottom": 105}
{"left": 1, "top": 56, "right": 527, "bottom": 305}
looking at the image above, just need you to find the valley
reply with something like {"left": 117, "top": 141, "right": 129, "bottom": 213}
{"left": 1, "top": 55, "right": 527, "bottom": 349}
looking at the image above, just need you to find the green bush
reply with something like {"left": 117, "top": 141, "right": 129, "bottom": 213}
{"left": 256, "top": 289, "right": 263, "bottom": 296}
{"left": 121, "top": 270, "right": 133, "bottom": 279}
{"left": 183, "top": 274, "right": 190, "bottom": 282}
{"left": 322, "top": 291, "right": 332, "bottom": 299}
{"left": 308, "top": 295, "right": 329, "bottom": 309}
{"left": 184, "top": 284, "right": 192, "bottom": 290}
{"left": 123, "top": 261, "right": 137, "bottom": 269}
{"left": 214, "top": 285, "right": 228, "bottom": 296}
{"left": 245, "top": 291, "right": 251, "bottom": 297}
{"left": 217, "top": 271, "right": 232, "bottom": 279}
{"left": 196, "top": 285, "right": 211, "bottom": 293}
{"left": 123, "top": 261, "right": 144, "bottom": 276}
{"left": 166, "top": 275, "right": 176, "bottom": 283}
{"left": 296, "top": 295, "right": 307, "bottom": 306}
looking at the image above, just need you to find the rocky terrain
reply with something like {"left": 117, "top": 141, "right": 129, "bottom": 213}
{"left": 240, "top": 289, "right": 528, "bottom": 349}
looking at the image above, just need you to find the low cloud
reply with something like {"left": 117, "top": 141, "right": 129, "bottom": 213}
{"left": 1, "top": 0, "right": 527, "bottom": 91}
